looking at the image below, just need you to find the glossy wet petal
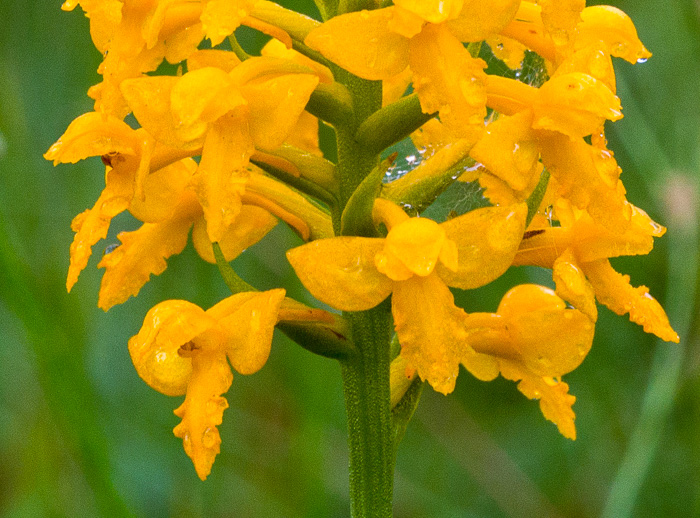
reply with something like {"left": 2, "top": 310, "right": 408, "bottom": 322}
{"left": 393, "top": 274, "right": 468, "bottom": 395}
{"left": 195, "top": 111, "right": 252, "bottom": 243}
{"left": 437, "top": 204, "right": 527, "bottom": 289}
{"left": 97, "top": 196, "right": 200, "bottom": 311}
{"left": 287, "top": 237, "right": 393, "bottom": 312}
{"left": 470, "top": 111, "right": 539, "bottom": 191}
{"left": 128, "top": 158, "right": 198, "bottom": 223}
{"left": 394, "top": 0, "right": 463, "bottom": 24}
{"left": 497, "top": 284, "right": 594, "bottom": 377}
{"left": 173, "top": 345, "right": 232, "bottom": 480}
{"left": 447, "top": 0, "right": 520, "bottom": 42}
{"left": 67, "top": 166, "right": 135, "bottom": 292}
{"left": 500, "top": 362, "right": 577, "bottom": 440}
{"left": 44, "top": 111, "right": 139, "bottom": 165}
{"left": 576, "top": 6, "right": 652, "bottom": 64}
{"left": 305, "top": 8, "right": 410, "bottom": 81}
{"left": 192, "top": 205, "right": 277, "bottom": 263}
{"left": 235, "top": 61, "right": 319, "bottom": 150}
{"left": 552, "top": 250, "right": 598, "bottom": 321}
{"left": 214, "top": 289, "right": 285, "bottom": 374}
{"left": 409, "top": 23, "right": 487, "bottom": 141}
{"left": 376, "top": 217, "right": 452, "bottom": 279}
{"left": 534, "top": 72, "right": 622, "bottom": 139}
{"left": 583, "top": 259, "right": 679, "bottom": 342}
{"left": 128, "top": 299, "right": 215, "bottom": 396}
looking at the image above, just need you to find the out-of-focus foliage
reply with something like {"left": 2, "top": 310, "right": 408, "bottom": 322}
{"left": 1, "top": 0, "right": 699, "bottom": 516}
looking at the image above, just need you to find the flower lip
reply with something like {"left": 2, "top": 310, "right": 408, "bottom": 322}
{"left": 375, "top": 217, "right": 458, "bottom": 280}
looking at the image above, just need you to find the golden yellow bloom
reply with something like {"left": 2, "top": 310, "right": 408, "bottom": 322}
{"left": 304, "top": 2, "right": 519, "bottom": 140}
{"left": 120, "top": 54, "right": 319, "bottom": 242}
{"left": 128, "top": 289, "right": 285, "bottom": 479}
{"left": 44, "top": 113, "right": 280, "bottom": 310}
{"left": 462, "top": 284, "right": 594, "bottom": 439}
{"left": 288, "top": 199, "right": 527, "bottom": 393}
{"left": 502, "top": 2, "right": 651, "bottom": 68}
{"left": 514, "top": 200, "right": 679, "bottom": 343}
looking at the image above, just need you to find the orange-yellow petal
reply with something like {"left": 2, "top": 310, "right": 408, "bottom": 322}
{"left": 128, "top": 299, "right": 216, "bottom": 396}
{"left": 437, "top": 203, "right": 527, "bottom": 289}
{"left": 552, "top": 249, "right": 598, "bottom": 321}
{"left": 97, "top": 195, "right": 200, "bottom": 311}
{"left": 305, "top": 8, "right": 410, "bottom": 81}
{"left": 496, "top": 284, "right": 594, "bottom": 377}
{"left": 192, "top": 205, "right": 277, "bottom": 263}
{"left": 214, "top": 289, "right": 285, "bottom": 375}
{"left": 409, "top": 23, "right": 487, "bottom": 141}
{"left": 201, "top": 0, "right": 259, "bottom": 46}
{"left": 538, "top": 0, "right": 585, "bottom": 46}
{"left": 44, "top": 111, "right": 139, "bottom": 165}
{"left": 171, "top": 67, "right": 247, "bottom": 143}
{"left": 195, "top": 110, "right": 252, "bottom": 243}
{"left": 234, "top": 59, "right": 319, "bottom": 151}
{"left": 538, "top": 132, "right": 631, "bottom": 231}
{"left": 582, "top": 259, "right": 679, "bottom": 342}
{"left": 121, "top": 75, "right": 201, "bottom": 150}
{"left": 575, "top": 6, "right": 652, "bottom": 64}
{"left": 376, "top": 217, "right": 454, "bottom": 280}
{"left": 485, "top": 35, "right": 527, "bottom": 70}
{"left": 67, "top": 165, "right": 135, "bottom": 292}
{"left": 173, "top": 346, "right": 232, "bottom": 480}
{"left": 261, "top": 38, "right": 334, "bottom": 84}
{"left": 534, "top": 73, "right": 622, "bottom": 139}
{"left": 500, "top": 362, "right": 578, "bottom": 439}
{"left": 187, "top": 49, "right": 242, "bottom": 73}
{"left": 287, "top": 237, "right": 393, "bottom": 312}
{"left": 393, "top": 274, "right": 468, "bottom": 394}
{"left": 393, "top": 0, "right": 464, "bottom": 24}
{"left": 447, "top": 0, "right": 520, "bottom": 42}
{"left": 129, "top": 158, "right": 198, "bottom": 223}
{"left": 470, "top": 111, "right": 539, "bottom": 191}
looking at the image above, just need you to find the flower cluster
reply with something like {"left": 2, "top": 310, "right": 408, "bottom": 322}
{"left": 47, "top": 0, "right": 677, "bottom": 480}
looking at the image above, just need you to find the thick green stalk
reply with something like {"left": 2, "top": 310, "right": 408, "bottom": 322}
{"left": 341, "top": 305, "right": 394, "bottom": 517}
{"left": 333, "top": 70, "right": 394, "bottom": 516}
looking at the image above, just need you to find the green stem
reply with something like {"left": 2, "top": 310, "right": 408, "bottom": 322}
{"left": 525, "top": 167, "right": 550, "bottom": 228}
{"left": 333, "top": 70, "right": 394, "bottom": 516}
{"left": 341, "top": 305, "right": 394, "bottom": 517}
{"left": 213, "top": 243, "right": 256, "bottom": 293}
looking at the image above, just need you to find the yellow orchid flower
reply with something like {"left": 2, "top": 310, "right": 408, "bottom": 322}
{"left": 513, "top": 200, "right": 679, "bottom": 343}
{"left": 288, "top": 198, "right": 527, "bottom": 393}
{"left": 463, "top": 284, "right": 594, "bottom": 439}
{"left": 479, "top": 69, "right": 632, "bottom": 232}
{"left": 62, "top": 0, "right": 295, "bottom": 118}
{"left": 120, "top": 55, "right": 320, "bottom": 242}
{"left": 388, "top": 281, "right": 594, "bottom": 441}
{"left": 44, "top": 112, "right": 281, "bottom": 309}
{"left": 304, "top": 1, "right": 524, "bottom": 140}
{"left": 502, "top": 2, "right": 651, "bottom": 69}
{"left": 128, "top": 289, "right": 285, "bottom": 479}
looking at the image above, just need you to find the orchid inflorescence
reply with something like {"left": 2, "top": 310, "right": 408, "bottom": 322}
{"left": 46, "top": 0, "right": 677, "bottom": 502}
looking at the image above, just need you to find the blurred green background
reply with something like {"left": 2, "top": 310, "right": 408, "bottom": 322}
{"left": 1, "top": 1, "right": 699, "bottom": 516}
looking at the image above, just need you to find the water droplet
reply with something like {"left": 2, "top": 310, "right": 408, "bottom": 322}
{"left": 342, "top": 256, "right": 363, "bottom": 274}
{"left": 104, "top": 243, "right": 119, "bottom": 255}
{"left": 202, "top": 427, "right": 218, "bottom": 449}
{"left": 636, "top": 57, "right": 648, "bottom": 64}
